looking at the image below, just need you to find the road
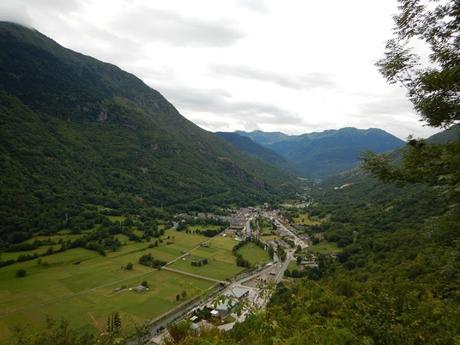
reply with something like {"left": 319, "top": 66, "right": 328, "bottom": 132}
{"left": 244, "top": 218, "right": 252, "bottom": 238}
{"left": 275, "top": 218, "right": 309, "bottom": 249}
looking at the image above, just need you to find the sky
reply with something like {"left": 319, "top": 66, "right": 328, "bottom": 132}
{"left": 0, "top": 0, "right": 441, "bottom": 139}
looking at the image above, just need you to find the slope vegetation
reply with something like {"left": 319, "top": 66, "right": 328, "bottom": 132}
{"left": 215, "top": 132, "right": 292, "bottom": 171}
{"left": 0, "top": 22, "right": 295, "bottom": 242}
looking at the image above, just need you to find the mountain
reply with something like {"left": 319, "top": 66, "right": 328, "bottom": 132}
{"left": 0, "top": 22, "right": 296, "bottom": 242}
{"left": 215, "top": 132, "right": 293, "bottom": 171}
{"left": 237, "top": 127, "right": 405, "bottom": 178}
{"left": 427, "top": 124, "right": 460, "bottom": 144}
{"left": 235, "top": 130, "right": 290, "bottom": 145}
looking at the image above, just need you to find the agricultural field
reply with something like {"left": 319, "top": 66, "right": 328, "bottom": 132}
{"left": 237, "top": 243, "right": 271, "bottom": 267}
{"left": 0, "top": 247, "right": 56, "bottom": 262}
{"left": 188, "top": 224, "right": 221, "bottom": 233}
{"left": 168, "top": 236, "right": 244, "bottom": 280}
{"left": 0, "top": 229, "right": 235, "bottom": 343}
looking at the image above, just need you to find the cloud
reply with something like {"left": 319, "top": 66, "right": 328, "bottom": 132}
{"left": 358, "top": 96, "right": 414, "bottom": 116}
{"left": 156, "top": 84, "right": 302, "bottom": 130}
{"left": 0, "top": 0, "right": 85, "bottom": 27}
{"left": 211, "top": 64, "right": 336, "bottom": 90}
{"left": 111, "top": 7, "right": 244, "bottom": 47}
{"left": 236, "top": 0, "right": 269, "bottom": 13}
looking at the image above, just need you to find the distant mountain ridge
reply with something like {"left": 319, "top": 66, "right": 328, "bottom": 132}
{"left": 237, "top": 127, "right": 405, "bottom": 178}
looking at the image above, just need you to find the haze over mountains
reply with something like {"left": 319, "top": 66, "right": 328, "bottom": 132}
{"left": 233, "top": 128, "right": 405, "bottom": 178}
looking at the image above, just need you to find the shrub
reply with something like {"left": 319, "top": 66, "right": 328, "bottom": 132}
{"left": 16, "top": 269, "right": 27, "bottom": 278}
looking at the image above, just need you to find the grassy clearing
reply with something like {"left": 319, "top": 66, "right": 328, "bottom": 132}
{"left": 23, "top": 233, "right": 84, "bottom": 244}
{"left": 107, "top": 215, "right": 126, "bottom": 222}
{"left": 237, "top": 243, "right": 271, "bottom": 267}
{"left": 169, "top": 236, "right": 243, "bottom": 280}
{"left": 288, "top": 261, "right": 303, "bottom": 271}
{"left": 261, "top": 235, "right": 278, "bottom": 241}
{"left": 258, "top": 218, "right": 274, "bottom": 236}
{"left": 0, "top": 229, "right": 224, "bottom": 343}
{"left": 0, "top": 246, "right": 57, "bottom": 261}
{"left": 188, "top": 225, "right": 221, "bottom": 233}
{"left": 311, "top": 241, "right": 341, "bottom": 254}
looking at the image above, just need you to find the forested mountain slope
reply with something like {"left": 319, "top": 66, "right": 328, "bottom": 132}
{"left": 427, "top": 124, "right": 460, "bottom": 144}
{"left": 215, "top": 132, "right": 293, "bottom": 172}
{"left": 0, "top": 22, "right": 296, "bottom": 243}
{"left": 238, "top": 127, "right": 405, "bottom": 178}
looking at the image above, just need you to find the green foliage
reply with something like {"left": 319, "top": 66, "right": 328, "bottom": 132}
{"left": 216, "top": 132, "right": 292, "bottom": 172}
{"left": 366, "top": 0, "right": 460, "bottom": 204}
{"left": 232, "top": 238, "right": 269, "bottom": 268}
{"left": 11, "top": 318, "right": 96, "bottom": 345}
{"left": 362, "top": 139, "right": 460, "bottom": 201}
{"left": 376, "top": 0, "right": 460, "bottom": 128}
{"left": 138, "top": 253, "right": 166, "bottom": 268}
{"left": 15, "top": 269, "right": 26, "bottom": 278}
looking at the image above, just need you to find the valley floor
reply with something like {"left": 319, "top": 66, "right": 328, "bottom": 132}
{"left": 0, "top": 229, "right": 246, "bottom": 343}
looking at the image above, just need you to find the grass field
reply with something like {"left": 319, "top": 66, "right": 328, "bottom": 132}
{"left": 258, "top": 218, "right": 274, "bottom": 236}
{"left": 0, "top": 229, "right": 227, "bottom": 343}
{"left": 311, "top": 241, "right": 341, "bottom": 254}
{"left": 237, "top": 243, "right": 271, "bottom": 267}
{"left": 23, "top": 233, "right": 84, "bottom": 243}
{"left": 169, "top": 236, "right": 244, "bottom": 280}
{"left": 188, "top": 225, "right": 221, "bottom": 233}
{"left": 0, "top": 246, "right": 57, "bottom": 261}
{"left": 287, "top": 261, "right": 303, "bottom": 271}
{"left": 107, "top": 215, "right": 126, "bottom": 222}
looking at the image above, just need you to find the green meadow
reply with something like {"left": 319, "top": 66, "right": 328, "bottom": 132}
{"left": 237, "top": 243, "right": 271, "bottom": 267}
{"left": 168, "top": 236, "right": 244, "bottom": 280}
{"left": 311, "top": 241, "right": 341, "bottom": 254}
{"left": 0, "top": 229, "right": 220, "bottom": 343}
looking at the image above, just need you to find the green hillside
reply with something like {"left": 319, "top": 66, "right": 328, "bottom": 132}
{"left": 215, "top": 132, "right": 295, "bottom": 172}
{"left": 0, "top": 22, "right": 296, "bottom": 244}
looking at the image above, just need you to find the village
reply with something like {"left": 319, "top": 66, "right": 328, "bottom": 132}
{"left": 147, "top": 203, "right": 322, "bottom": 344}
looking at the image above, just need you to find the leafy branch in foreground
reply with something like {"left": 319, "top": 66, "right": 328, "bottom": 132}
{"left": 365, "top": 0, "right": 460, "bottom": 194}
{"left": 376, "top": 0, "right": 460, "bottom": 128}
{"left": 362, "top": 139, "right": 460, "bottom": 200}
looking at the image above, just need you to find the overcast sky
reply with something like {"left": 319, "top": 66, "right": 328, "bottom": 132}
{"left": 1, "top": 0, "right": 440, "bottom": 139}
